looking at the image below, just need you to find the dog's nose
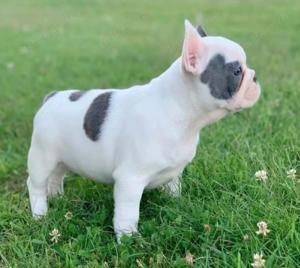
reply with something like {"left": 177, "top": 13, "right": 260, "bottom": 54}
{"left": 253, "top": 74, "right": 257, "bottom": 82}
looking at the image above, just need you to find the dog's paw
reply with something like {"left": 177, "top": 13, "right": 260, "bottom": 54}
{"left": 116, "top": 230, "right": 140, "bottom": 244}
{"left": 30, "top": 195, "right": 48, "bottom": 218}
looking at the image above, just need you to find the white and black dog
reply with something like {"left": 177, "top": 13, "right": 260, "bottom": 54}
{"left": 27, "top": 20, "right": 261, "bottom": 242}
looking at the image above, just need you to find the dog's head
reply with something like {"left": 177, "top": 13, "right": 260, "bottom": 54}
{"left": 181, "top": 20, "right": 261, "bottom": 112}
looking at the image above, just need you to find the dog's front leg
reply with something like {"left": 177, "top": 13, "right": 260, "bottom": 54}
{"left": 113, "top": 178, "right": 146, "bottom": 243}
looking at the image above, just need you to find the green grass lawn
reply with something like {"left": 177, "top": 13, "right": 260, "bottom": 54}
{"left": 1, "top": 0, "right": 300, "bottom": 267}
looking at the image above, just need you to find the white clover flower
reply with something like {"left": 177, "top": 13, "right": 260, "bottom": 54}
{"left": 185, "top": 252, "right": 194, "bottom": 265}
{"left": 49, "top": 228, "right": 61, "bottom": 243}
{"left": 251, "top": 252, "right": 265, "bottom": 268}
{"left": 243, "top": 234, "right": 251, "bottom": 241}
{"left": 256, "top": 221, "right": 270, "bottom": 237}
{"left": 64, "top": 211, "right": 73, "bottom": 220}
{"left": 287, "top": 169, "right": 297, "bottom": 179}
{"left": 255, "top": 170, "right": 268, "bottom": 182}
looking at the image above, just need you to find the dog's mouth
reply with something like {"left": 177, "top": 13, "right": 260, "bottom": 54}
{"left": 236, "top": 67, "right": 257, "bottom": 96}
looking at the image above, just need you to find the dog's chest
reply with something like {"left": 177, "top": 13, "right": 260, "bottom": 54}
{"left": 147, "top": 133, "right": 199, "bottom": 188}
{"left": 147, "top": 165, "right": 184, "bottom": 189}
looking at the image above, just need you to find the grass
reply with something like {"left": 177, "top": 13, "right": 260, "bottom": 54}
{"left": 0, "top": 0, "right": 300, "bottom": 267}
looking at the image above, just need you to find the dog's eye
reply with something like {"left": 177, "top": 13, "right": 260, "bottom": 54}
{"left": 234, "top": 66, "right": 242, "bottom": 76}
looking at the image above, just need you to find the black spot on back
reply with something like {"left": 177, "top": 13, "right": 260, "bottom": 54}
{"left": 69, "top": 90, "right": 86, "bottom": 101}
{"left": 200, "top": 54, "right": 242, "bottom": 100}
{"left": 43, "top": 91, "right": 57, "bottom": 103}
{"left": 83, "top": 92, "right": 113, "bottom": 141}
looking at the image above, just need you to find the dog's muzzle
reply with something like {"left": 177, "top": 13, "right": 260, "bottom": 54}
{"left": 226, "top": 68, "right": 261, "bottom": 112}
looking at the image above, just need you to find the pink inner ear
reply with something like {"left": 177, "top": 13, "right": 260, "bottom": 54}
{"left": 187, "top": 34, "right": 202, "bottom": 68}
{"left": 183, "top": 28, "right": 204, "bottom": 74}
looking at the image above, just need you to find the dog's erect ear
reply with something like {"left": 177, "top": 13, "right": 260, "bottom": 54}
{"left": 197, "top": 25, "right": 207, "bottom": 37}
{"left": 182, "top": 20, "right": 206, "bottom": 75}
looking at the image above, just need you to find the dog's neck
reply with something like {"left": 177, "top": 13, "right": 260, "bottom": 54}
{"left": 148, "top": 58, "right": 229, "bottom": 132}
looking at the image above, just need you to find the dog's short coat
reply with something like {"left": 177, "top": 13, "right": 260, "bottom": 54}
{"left": 27, "top": 20, "right": 261, "bottom": 242}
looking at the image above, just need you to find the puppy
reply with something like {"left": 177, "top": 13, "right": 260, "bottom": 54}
{"left": 27, "top": 20, "right": 261, "bottom": 242}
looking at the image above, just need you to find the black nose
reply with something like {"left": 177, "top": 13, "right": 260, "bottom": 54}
{"left": 253, "top": 74, "right": 257, "bottom": 82}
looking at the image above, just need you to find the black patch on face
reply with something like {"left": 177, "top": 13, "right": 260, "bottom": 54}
{"left": 43, "top": 91, "right": 57, "bottom": 103}
{"left": 69, "top": 90, "right": 86, "bottom": 101}
{"left": 200, "top": 54, "right": 243, "bottom": 100}
{"left": 197, "top": 25, "right": 207, "bottom": 37}
{"left": 83, "top": 92, "right": 113, "bottom": 141}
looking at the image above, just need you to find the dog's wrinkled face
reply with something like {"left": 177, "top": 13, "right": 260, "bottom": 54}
{"left": 182, "top": 20, "right": 260, "bottom": 112}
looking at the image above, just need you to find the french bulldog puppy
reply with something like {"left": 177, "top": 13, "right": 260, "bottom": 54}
{"left": 27, "top": 20, "right": 261, "bottom": 242}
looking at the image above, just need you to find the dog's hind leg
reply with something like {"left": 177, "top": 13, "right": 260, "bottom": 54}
{"left": 27, "top": 142, "right": 58, "bottom": 218}
{"left": 165, "top": 176, "right": 182, "bottom": 197}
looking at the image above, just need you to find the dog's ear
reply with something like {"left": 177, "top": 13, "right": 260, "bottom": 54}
{"left": 182, "top": 20, "right": 206, "bottom": 75}
{"left": 197, "top": 25, "right": 207, "bottom": 37}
